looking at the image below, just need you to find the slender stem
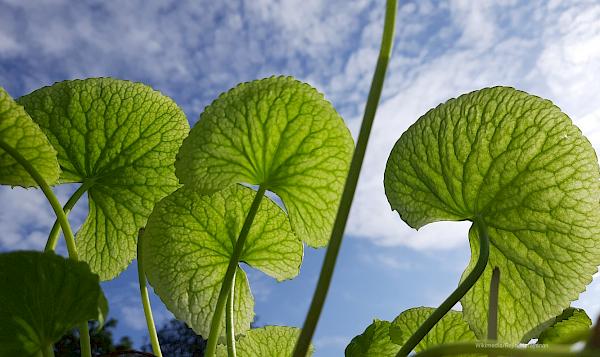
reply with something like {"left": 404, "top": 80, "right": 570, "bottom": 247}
{"left": 205, "top": 186, "right": 266, "bottom": 357}
{"left": 41, "top": 344, "right": 55, "bottom": 357}
{"left": 487, "top": 267, "right": 500, "bottom": 340}
{"left": 0, "top": 139, "right": 79, "bottom": 259}
{"left": 396, "top": 219, "right": 490, "bottom": 357}
{"left": 413, "top": 342, "right": 597, "bottom": 357}
{"left": 292, "top": 1, "right": 397, "bottom": 356}
{"left": 0, "top": 139, "right": 92, "bottom": 357}
{"left": 44, "top": 182, "right": 90, "bottom": 252}
{"left": 137, "top": 228, "right": 163, "bottom": 357}
{"left": 226, "top": 270, "right": 237, "bottom": 357}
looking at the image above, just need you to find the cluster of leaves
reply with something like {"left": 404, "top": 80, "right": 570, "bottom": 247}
{"left": 346, "top": 87, "right": 600, "bottom": 356}
{"left": 0, "top": 75, "right": 353, "bottom": 356}
{"left": 1, "top": 2, "right": 600, "bottom": 355}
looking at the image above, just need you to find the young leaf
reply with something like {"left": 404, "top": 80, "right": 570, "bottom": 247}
{"left": 390, "top": 308, "right": 476, "bottom": 355}
{"left": 0, "top": 251, "right": 107, "bottom": 356}
{"left": 215, "top": 326, "right": 313, "bottom": 357}
{"left": 0, "top": 86, "right": 60, "bottom": 187}
{"left": 537, "top": 307, "right": 592, "bottom": 345}
{"left": 384, "top": 87, "right": 600, "bottom": 342}
{"left": 175, "top": 76, "right": 354, "bottom": 247}
{"left": 18, "top": 78, "right": 189, "bottom": 280}
{"left": 142, "top": 184, "right": 302, "bottom": 338}
{"left": 345, "top": 320, "right": 399, "bottom": 357}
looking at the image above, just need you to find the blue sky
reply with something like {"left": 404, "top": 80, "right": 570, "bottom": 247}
{"left": 1, "top": 0, "right": 600, "bottom": 356}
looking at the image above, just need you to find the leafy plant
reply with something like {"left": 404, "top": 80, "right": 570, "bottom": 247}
{"left": 1, "top": 0, "right": 600, "bottom": 356}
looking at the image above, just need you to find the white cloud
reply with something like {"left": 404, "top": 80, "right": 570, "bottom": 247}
{"left": 345, "top": 0, "right": 600, "bottom": 250}
{"left": 0, "top": 184, "right": 86, "bottom": 253}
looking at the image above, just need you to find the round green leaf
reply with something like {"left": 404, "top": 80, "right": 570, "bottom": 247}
{"left": 18, "top": 78, "right": 189, "bottom": 280}
{"left": 345, "top": 320, "right": 399, "bottom": 357}
{"left": 175, "top": 76, "right": 354, "bottom": 247}
{"left": 390, "top": 308, "right": 476, "bottom": 355}
{"left": 537, "top": 307, "right": 592, "bottom": 345}
{"left": 0, "top": 251, "right": 107, "bottom": 356}
{"left": 384, "top": 87, "right": 600, "bottom": 342}
{"left": 0, "top": 86, "right": 60, "bottom": 187}
{"left": 142, "top": 184, "right": 302, "bottom": 338}
{"left": 216, "top": 326, "right": 313, "bottom": 357}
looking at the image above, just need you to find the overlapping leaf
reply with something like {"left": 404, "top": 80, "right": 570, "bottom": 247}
{"left": 175, "top": 76, "right": 354, "bottom": 247}
{"left": 18, "top": 78, "right": 189, "bottom": 280}
{"left": 0, "top": 86, "right": 59, "bottom": 186}
{"left": 0, "top": 251, "right": 107, "bottom": 357}
{"left": 537, "top": 307, "right": 592, "bottom": 344}
{"left": 142, "top": 184, "right": 302, "bottom": 338}
{"left": 345, "top": 320, "right": 399, "bottom": 357}
{"left": 390, "top": 308, "right": 476, "bottom": 355}
{"left": 215, "top": 326, "right": 313, "bottom": 357}
{"left": 384, "top": 87, "right": 600, "bottom": 342}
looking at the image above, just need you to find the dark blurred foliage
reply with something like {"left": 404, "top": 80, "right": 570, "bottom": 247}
{"left": 142, "top": 319, "right": 206, "bottom": 357}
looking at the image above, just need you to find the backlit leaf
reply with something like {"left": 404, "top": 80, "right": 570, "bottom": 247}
{"left": 384, "top": 87, "right": 600, "bottom": 342}
{"left": 18, "top": 78, "right": 189, "bottom": 280}
{"left": 175, "top": 76, "right": 353, "bottom": 247}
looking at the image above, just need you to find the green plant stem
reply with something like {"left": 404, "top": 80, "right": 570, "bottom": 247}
{"left": 0, "top": 139, "right": 92, "bottom": 357}
{"left": 488, "top": 267, "right": 500, "bottom": 340}
{"left": 292, "top": 1, "right": 397, "bottom": 356}
{"left": 41, "top": 344, "right": 55, "bottom": 357}
{"left": 396, "top": 219, "right": 491, "bottom": 357}
{"left": 413, "top": 342, "right": 597, "bottom": 357}
{"left": 205, "top": 186, "right": 266, "bottom": 357}
{"left": 137, "top": 228, "right": 163, "bottom": 357}
{"left": 44, "top": 182, "right": 90, "bottom": 252}
{"left": 226, "top": 270, "right": 237, "bottom": 357}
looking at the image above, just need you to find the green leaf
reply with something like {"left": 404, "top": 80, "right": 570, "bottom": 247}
{"left": 537, "top": 307, "right": 592, "bottom": 345}
{"left": 0, "top": 86, "right": 60, "bottom": 187}
{"left": 18, "top": 78, "right": 189, "bottom": 280}
{"left": 390, "top": 308, "right": 476, "bottom": 355}
{"left": 345, "top": 320, "right": 399, "bottom": 357}
{"left": 384, "top": 87, "right": 600, "bottom": 342}
{"left": 215, "top": 326, "right": 313, "bottom": 357}
{"left": 0, "top": 251, "right": 107, "bottom": 356}
{"left": 142, "top": 184, "right": 302, "bottom": 338}
{"left": 175, "top": 76, "right": 354, "bottom": 247}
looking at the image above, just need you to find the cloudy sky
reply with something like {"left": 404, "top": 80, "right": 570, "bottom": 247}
{"left": 2, "top": 0, "right": 600, "bottom": 355}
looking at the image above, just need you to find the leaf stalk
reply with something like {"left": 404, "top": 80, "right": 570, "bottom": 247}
{"left": 205, "top": 186, "right": 266, "bottom": 357}
{"left": 137, "top": 228, "right": 163, "bottom": 357}
{"left": 292, "top": 1, "right": 398, "bottom": 355}
{"left": 395, "top": 219, "right": 491, "bottom": 356}
{"left": 0, "top": 139, "right": 93, "bottom": 357}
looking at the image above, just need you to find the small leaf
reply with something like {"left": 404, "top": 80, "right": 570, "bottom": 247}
{"left": 390, "top": 308, "right": 477, "bottom": 356}
{"left": 345, "top": 320, "right": 399, "bottom": 357}
{"left": 176, "top": 76, "right": 354, "bottom": 247}
{"left": 18, "top": 78, "right": 189, "bottom": 280}
{"left": 0, "top": 86, "right": 60, "bottom": 187}
{"left": 537, "top": 307, "right": 592, "bottom": 345}
{"left": 142, "top": 184, "right": 302, "bottom": 338}
{"left": 0, "top": 251, "right": 107, "bottom": 356}
{"left": 215, "top": 326, "right": 313, "bottom": 357}
{"left": 384, "top": 87, "right": 600, "bottom": 342}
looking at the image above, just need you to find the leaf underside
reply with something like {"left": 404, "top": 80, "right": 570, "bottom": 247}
{"left": 215, "top": 326, "right": 313, "bottom": 357}
{"left": 345, "top": 320, "right": 399, "bottom": 357}
{"left": 0, "top": 86, "right": 60, "bottom": 187}
{"left": 0, "top": 251, "right": 106, "bottom": 357}
{"left": 537, "top": 307, "right": 592, "bottom": 345}
{"left": 384, "top": 86, "right": 600, "bottom": 342}
{"left": 390, "top": 308, "right": 477, "bottom": 356}
{"left": 175, "top": 76, "right": 354, "bottom": 247}
{"left": 18, "top": 78, "right": 189, "bottom": 280}
{"left": 142, "top": 184, "right": 302, "bottom": 338}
